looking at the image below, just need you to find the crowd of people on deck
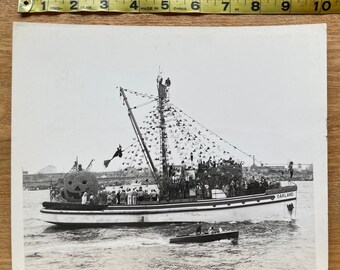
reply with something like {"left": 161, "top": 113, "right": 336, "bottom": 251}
{"left": 79, "top": 186, "right": 159, "bottom": 205}
{"left": 50, "top": 187, "right": 67, "bottom": 202}
{"left": 198, "top": 157, "right": 242, "bottom": 171}
{"left": 196, "top": 175, "right": 279, "bottom": 200}
{"left": 222, "top": 176, "right": 270, "bottom": 197}
{"left": 49, "top": 154, "right": 281, "bottom": 204}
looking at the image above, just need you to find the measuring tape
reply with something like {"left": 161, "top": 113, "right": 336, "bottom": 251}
{"left": 18, "top": 0, "right": 340, "bottom": 13}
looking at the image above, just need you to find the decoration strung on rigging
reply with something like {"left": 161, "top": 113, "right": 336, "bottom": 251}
{"left": 116, "top": 78, "right": 271, "bottom": 174}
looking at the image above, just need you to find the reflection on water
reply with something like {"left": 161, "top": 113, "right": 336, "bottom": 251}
{"left": 23, "top": 182, "right": 315, "bottom": 270}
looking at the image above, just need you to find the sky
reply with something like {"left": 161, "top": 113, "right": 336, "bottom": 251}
{"left": 12, "top": 23, "right": 327, "bottom": 173}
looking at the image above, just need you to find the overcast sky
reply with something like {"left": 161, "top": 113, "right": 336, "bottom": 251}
{"left": 12, "top": 23, "right": 327, "bottom": 173}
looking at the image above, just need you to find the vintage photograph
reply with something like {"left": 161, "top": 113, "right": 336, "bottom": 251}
{"left": 12, "top": 23, "right": 327, "bottom": 270}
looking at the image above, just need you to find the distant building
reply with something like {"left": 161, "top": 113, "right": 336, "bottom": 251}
{"left": 23, "top": 172, "right": 65, "bottom": 189}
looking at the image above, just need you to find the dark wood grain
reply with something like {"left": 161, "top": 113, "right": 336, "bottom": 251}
{"left": 1, "top": 2, "right": 339, "bottom": 269}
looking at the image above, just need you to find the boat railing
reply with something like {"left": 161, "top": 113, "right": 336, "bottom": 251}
{"left": 265, "top": 185, "right": 297, "bottom": 195}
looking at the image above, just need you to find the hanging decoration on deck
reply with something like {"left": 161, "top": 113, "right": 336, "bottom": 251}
{"left": 104, "top": 145, "right": 123, "bottom": 168}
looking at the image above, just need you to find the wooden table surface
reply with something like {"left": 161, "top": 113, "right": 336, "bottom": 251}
{"left": 1, "top": 1, "right": 340, "bottom": 269}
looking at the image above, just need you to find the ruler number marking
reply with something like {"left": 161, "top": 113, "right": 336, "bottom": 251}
{"left": 222, "top": 1, "right": 229, "bottom": 11}
{"left": 251, "top": 0, "right": 260, "bottom": 11}
{"left": 191, "top": 1, "right": 200, "bottom": 10}
{"left": 100, "top": 0, "right": 108, "bottom": 8}
{"left": 161, "top": 0, "right": 169, "bottom": 9}
{"left": 70, "top": 0, "right": 78, "bottom": 10}
{"left": 130, "top": 0, "right": 138, "bottom": 9}
{"left": 41, "top": 1, "right": 46, "bottom": 9}
{"left": 314, "top": 0, "right": 331, "bottom": 11}
{"left": 281, "top": 1, "right": 290, "bottom": 11}
{"left": 321, "top": 0, "right": 331, "bottom": 10}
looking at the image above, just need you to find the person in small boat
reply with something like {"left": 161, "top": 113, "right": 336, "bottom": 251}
{"left": 195, "top": 222, "right": 202, "bottom": 235}
{"left": 208, "top": 226, "right": 214, "bottom": 234}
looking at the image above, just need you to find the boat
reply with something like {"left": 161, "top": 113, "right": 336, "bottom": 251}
{"left": 40, "top": 74, "right": 298, "bottom": 226}
{"left": 170, "top": 231, "right": 239, "bottom": 244}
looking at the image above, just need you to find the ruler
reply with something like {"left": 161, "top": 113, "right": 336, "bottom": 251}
{"left": 18, "top": 0, "right": 340, "bottom": 13}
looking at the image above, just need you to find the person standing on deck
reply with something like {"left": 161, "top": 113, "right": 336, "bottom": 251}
{"left": 81, "top": 189, "right": 88, "bottom": 204}
{"left": 127, "top": 188, "right": 133, "bottom": 205}
{"left": 107, "top": 192, "right": 112, "bottom": 205}
{"left": 138, "top": 187, "right": 144, "bottom": 203}
{"left": 120, "top": 190, "right": 127, "bottom": 204}
{"left": 132, "top": 188, "right": 137, "bottom": 205}
{"left": 288, "top": 161, "right": 294, "bottom": 182}
{"left": 116, "top": 186, "right": 122, "bottom": 204}
{"left": 111, "top": 191, "right": 116, "bottom": 205}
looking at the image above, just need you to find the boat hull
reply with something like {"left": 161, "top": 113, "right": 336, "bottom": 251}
{"left": 40, "top": 187, "right": 297, "bottom": 226}
{"left": 170, "top": 231, "right": 239, "bottom": 244}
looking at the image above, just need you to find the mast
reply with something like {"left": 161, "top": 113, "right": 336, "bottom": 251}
{"left": 157, "top": 74, "right": 171, "bottom": 179}
{"left": 120, "top": 87, "right": 158, "bottom": 181}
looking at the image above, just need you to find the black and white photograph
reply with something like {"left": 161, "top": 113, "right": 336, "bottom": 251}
{"left": 11, "top": 23, "right": 328, "bottom": 270}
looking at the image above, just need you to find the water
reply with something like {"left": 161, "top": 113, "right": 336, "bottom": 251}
{"left": 23, "top": 182, "right": 315, "bottom": 270}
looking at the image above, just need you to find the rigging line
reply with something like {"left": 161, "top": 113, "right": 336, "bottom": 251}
{"left": 122, "top": 141, "right": 139, "bottom": 152}
{"left": 169, "top": 108, "right": 219, "bottom": 160}
{"left": 133, "top": 105, "right": 164, "bottom": 173}
{"left": 122, "top": 88, "right": 157, "bottom": 99}
{"left": 128, "top": 147, "right": 140, "bottom": 170}
{"left": 131, "top": 99, "right": 158, "bottom": 110}
{"left": 263, "top": 163, "right": 312, "bottom": 166}
{"left": 164, "top": 109, "right": 189, "bottom": 160}
{"left": 169, "top": 107, "right": 236, "bottom": 160}
{"left": 130, "top": 115, "right": 154, "bottom": 173}
{"left": 170, "top": 108, "right": 203, "bottom": 147}
{"left": 170, "top": 103, "right": 254, "bottom": 161}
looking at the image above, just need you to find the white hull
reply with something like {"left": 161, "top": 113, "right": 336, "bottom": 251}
{"left": 41, "top": 190, "right": 297, "bottom": 225}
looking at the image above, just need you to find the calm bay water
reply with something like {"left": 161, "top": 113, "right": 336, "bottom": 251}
{"left": 23, "top": 181, "right": 315, "bottom": 270}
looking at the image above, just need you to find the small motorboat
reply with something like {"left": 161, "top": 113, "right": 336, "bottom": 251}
{"left": 170, "top": 230, "right": 239, "bottom": 244}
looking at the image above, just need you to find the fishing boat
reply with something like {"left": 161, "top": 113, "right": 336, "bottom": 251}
{"left": 40, "top": 74, "right": 298, "bottom": 226}
{"left": 169, "top": 231, "right": 239, "bottom": 244}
